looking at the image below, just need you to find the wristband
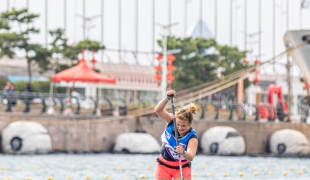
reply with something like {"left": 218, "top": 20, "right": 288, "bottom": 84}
{"left": 166, "top": 96, "right": 171, "bottom": 101}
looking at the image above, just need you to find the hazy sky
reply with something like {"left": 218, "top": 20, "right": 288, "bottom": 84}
{"left": 0, "top": 0, "right": 310, "bottom": 75}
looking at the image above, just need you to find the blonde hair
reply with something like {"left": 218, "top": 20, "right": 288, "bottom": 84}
{"left": 176, "top": 103, "right": 197, "bottom": 123}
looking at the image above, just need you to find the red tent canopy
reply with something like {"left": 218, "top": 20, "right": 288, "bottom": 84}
{"left": 51, "top": 60, "right": 116, "bottom": 84}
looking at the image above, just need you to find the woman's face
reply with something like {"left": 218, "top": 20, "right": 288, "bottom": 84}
{"left": 176, "top": 118, "right": 191, "bottom": 136}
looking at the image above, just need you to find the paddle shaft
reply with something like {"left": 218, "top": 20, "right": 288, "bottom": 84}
{"left": 170, "top": 96, "right": 184, "bottom": 180}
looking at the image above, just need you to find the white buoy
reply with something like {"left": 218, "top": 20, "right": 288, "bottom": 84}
{"left": 113, "top": 133, "right": 160, "bottom": 153}
{"left": 2, "top": 121, "right": 52, "bottom": 154}
{"left": 270, "top": 129, "right": 310, "bottom": 155}
{"left": 200, "top": 126, "right": 245, "bottom": 155}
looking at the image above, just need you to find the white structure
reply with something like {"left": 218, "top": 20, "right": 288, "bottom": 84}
{"left": 270, "top": 129, "right": 310, "bottom": 155}
{"left": 245, "top": 74, "right": 308, "bottom": 119}
{"left": 186, "top": 19, "right": 213, "bottom": 39}
{"left": 0, "top": 56, "right": 161, "bottom": 105}
{"left": 200, "top": 126, "right": 245, "bottom": 155}
{"left": 0, "top": 56, "right": 53, "bottom": 80}
{"left": 57, "top": 61, "right": 162, "bottom": 104}
{"left": 113, "top": 133, "right": 161, "bottom": 153}
{"left": 2, "top": 121, "right": 52, "bottom": 154}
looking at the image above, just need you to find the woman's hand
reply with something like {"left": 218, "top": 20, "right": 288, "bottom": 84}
{"left": 166, "top": 90, "right": 176, "bottom": 98}
{"left": 154, "top": 90, "right": 175, "bottom": 123}
{"left": 175, "top": 145, "right": 185, "bottom": 155}
{"left": 175, "top": 138, "right": 198, "bottom": 161}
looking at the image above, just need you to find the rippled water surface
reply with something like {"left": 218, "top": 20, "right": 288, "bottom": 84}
{"left": 0, "top": 154, "right": 310, "bottom": 179}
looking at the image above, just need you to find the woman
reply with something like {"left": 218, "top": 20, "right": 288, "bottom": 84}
{"left": 154, "top": 90, "right": 198, "bottom": 180}
{"left": 4, "top": 81, "right": 14, "bottom": 92}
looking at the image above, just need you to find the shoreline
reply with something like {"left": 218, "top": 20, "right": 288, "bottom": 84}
{"left": 3, "top": 151, "right": 310, "bottom": 159}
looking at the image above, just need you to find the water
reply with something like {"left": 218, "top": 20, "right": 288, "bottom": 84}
{"left": 0, "top": 154, "right": 309, "bottom": 180}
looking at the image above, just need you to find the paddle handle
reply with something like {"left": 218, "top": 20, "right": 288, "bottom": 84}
{"left": 169, "top": 96, "right": 184, "bottom": 180}
{"left": 169, "top": 96, "right": 179, "bottom": 145}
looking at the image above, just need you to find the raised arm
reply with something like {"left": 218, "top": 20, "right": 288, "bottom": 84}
{"left": 154, "top": 90, "right": 176, "bottom": 124}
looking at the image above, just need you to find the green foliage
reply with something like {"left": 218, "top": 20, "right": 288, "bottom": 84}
{"left": 31, "top": 81, "right": 51, "bottom": 92}
{"left": 17, "top": 80, "right": 67, "bottom": 93}
{"left": 76, "top": 39, "right": 105, "bottom": 52}
{"left": 49, "top": 28, "right": 68, "bottom": 53}
{"left": 0, "top": 77, "right": 8, "bottom": 90}
{"left": 157, "top": 36, "right": 249, "bottom": 91}
{"left": 0, "top": 32, "right": 24, "bottom": 58}
{"left": 0, "top": 19, "right": 9, "bottom": 30}
{"left": 216, "top": 45, "right": 247, "bottom": 75}
{"left": 0, "top": 8, "right": 52, "bottom": 82}
{"left": 49, "top": 30, "right": 105, "bottom": 71}
{"left": 62, "top": 39, "right": 105, "bottom": 61}
{"left": 160, "top": 37, "right": 218, "bottom": 90}
{"left": 53, "top": 85, "right": 66, "bottom": 94}
{"left": 12, "top": 81, "right": 26, "bottom": 91}
{"left": 216, "top": 45, "right": 250, "bottom": 88}
{"left": 1, "top": 8, "right": 39, "bottom": 23}
{"left": 56, "top": 64, "right": 75, "bottom": 73}
{"left": 49, "top": 28, "right": 69, "bottom": 72}
{"left": 0, "top": 9, "right": 106, "bottom": 79}
{"left": 26, "top": 44, "right": 51, "bottom": 73}
{"left": 62, "top": 45, "right": 80, "bottom": 61}
{"left": 93, "top": 68, "right": 101, "bottom": 73}
{"left": 4, "top": 80, "right": 66, "bottom": 93}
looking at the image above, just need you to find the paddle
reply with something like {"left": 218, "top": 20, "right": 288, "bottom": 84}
{"left": 169, "top": 95, "right": 184, "bottom": 180}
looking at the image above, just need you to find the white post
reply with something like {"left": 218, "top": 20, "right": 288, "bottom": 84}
{"left": 300, "top": 0, "right": 303, "bottom": 29}
{"left": 64, "top": 0, "right": 67, "bottom": 35}
{"left": 230, "top": 0, "right": 233, "bottom": 46}
{"left": 184, "top": 0, "right": 187, "bottom": 36}
{"left": 45, "top": 0, "right": 48, "bottom": 47}
{"left": 48, "top": 82, "right": 54, "bottom": 115}
{"left": 161, "top": 32, "right": 168, "bottom": 97}
{"left": 83, "top": 0, "right": 86, "bottom": 39}
{"left": 244, "top": 0, "right": 247, "bottom": 50}
{"left": 273, "top": 0, "right": 276, "bottom": 72}
{"left": 214, "top": 0, "right": 217, "bottom": 40}
{"left": 157, "top": 23, "right": 178, "bottom": 97}
{"left": 258, "top": 0, "right": 261, "bottom": 60}
{"left": 49, "top": 82, "right": 53, "bottom": 96}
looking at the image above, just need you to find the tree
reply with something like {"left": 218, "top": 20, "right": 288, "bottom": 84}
{"left": 0, "top": 17, "right": 24, "bottom": 58}
{"left": 62, "top": 39, "right": 105, "bottom": 61}
{"left": 157, "top": 36, "right": 249, "bottom": 91}
{"left": 0, "top": 8, "right": 51, "bottom": 82}
{"left": 215, "top": 45, "right": 250, "bottom": 101}
{"left": 216, "top": 45, "right": 248, "bottom": 76}
{"left": 158, "top": 37, "right": 218, "bottom": 90}
{"left": 49, "top": 28, "right": 69, "bottom": 73}
{"left": 60, "top": 39, "right": 105, "bottom": 72}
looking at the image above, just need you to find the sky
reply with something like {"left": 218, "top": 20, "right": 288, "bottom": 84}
{"left": 0, "top": 0, "right": 310, "bottom": 76}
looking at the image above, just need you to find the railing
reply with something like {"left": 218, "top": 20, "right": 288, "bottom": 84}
{"left": 0, "top": 91, "right": 113, "bottom": 115}
{"left": 0, "top": 90, "right": 308, "bottom": 122}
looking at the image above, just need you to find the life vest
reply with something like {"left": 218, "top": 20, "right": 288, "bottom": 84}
{"left": 161, "top": 123, "right": 197, "bottom": 161}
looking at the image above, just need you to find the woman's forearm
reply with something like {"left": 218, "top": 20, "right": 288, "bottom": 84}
{"left": 182, "top": 150, "right": 194, "bottom": 161}
{"left": 154, "top": 97, "right": 169, "bottom": 113}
